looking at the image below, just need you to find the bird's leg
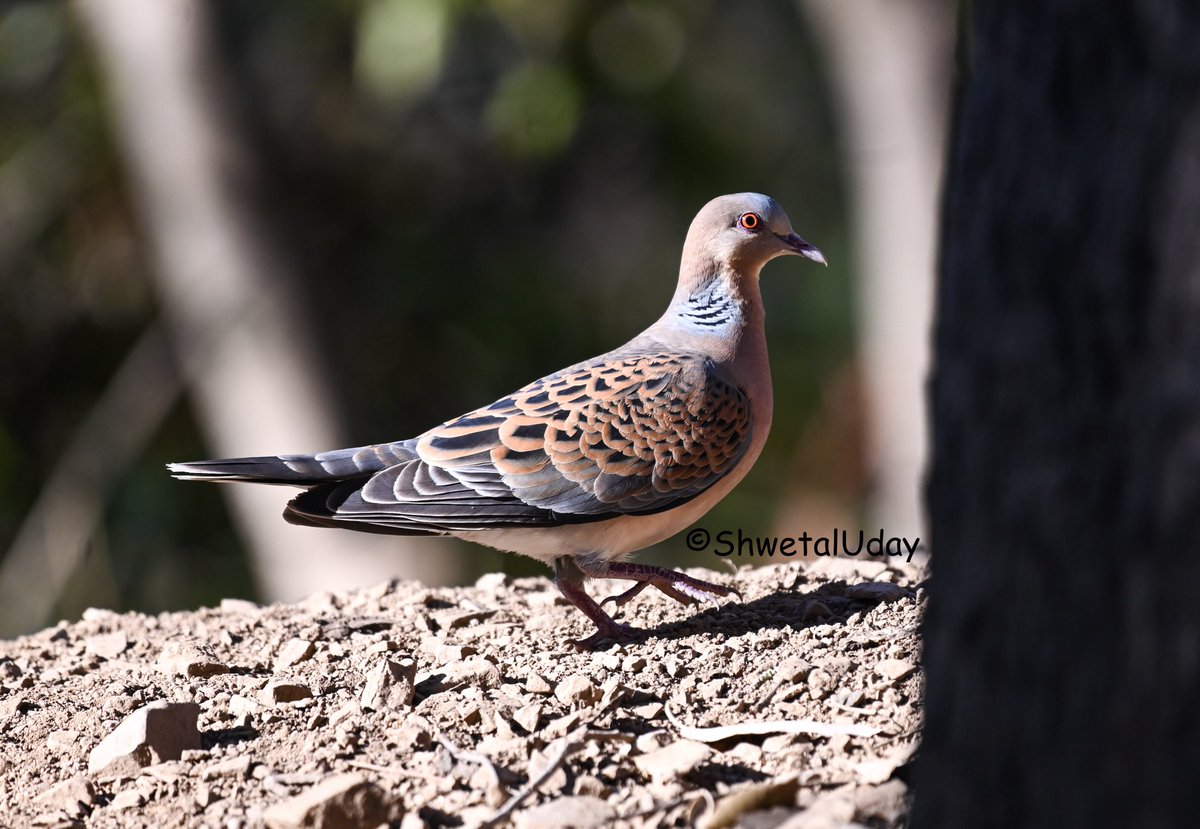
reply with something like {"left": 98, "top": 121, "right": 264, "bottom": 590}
{"left": 581, "top": 561, "right": 742, "bottom": 608}
{"left": 552, "top": 556, "right": 638, "bottom": 649}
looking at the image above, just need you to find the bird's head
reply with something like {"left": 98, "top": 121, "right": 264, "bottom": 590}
{"left": 683, "top": 193, "right": 826, "bottom": 276}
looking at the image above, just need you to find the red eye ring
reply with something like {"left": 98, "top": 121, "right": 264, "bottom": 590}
{"left": 738, "top": 212, "right": 761, "bottom": 231}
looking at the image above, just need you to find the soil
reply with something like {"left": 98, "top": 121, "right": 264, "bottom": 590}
{"left": 0, "top": 557, "right": 926, "bottom": 829}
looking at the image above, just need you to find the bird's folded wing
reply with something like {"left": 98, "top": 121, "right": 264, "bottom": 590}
{"left": 286, "top": 353, "right": 753, "bottom": 532}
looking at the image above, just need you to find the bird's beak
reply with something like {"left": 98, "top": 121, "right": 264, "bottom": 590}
{"left": 778, "top": 232, "right": 827, "bottom": 266}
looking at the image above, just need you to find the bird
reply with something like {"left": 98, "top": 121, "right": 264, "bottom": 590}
{"left": 169, "top": 193, "right": 826, "bottom": 648}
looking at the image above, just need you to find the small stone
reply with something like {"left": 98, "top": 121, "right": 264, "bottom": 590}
{"left": 88, "top": 701, "right": 202, "bottom": 777}
{"left": 776, "top": 657, "right": 813, "bottom": 683}
{"left": 621, "top": 656, "right": 647, "bottom": 672}
{"left": 842, "top": 688, "right": 867, "bottom": 707}
{"left": 443, "top": 657, "right": 501, "bottom": 689}
{"left": 109, "top": 789, "right": 146, "bottom": 810}
{"left": 144, "top": 762, "right": 184, "bottom": 784}
{"left": 156, "top": 643, "right": 228, "bottom": 677}
{"left": 511, "top": 703, "right": 542, "bottom": 733}
{"left": 262, "top": 773, "right": 398, "bottom": 829}
{"left": 634, "top": 731, "right": 671, "bottom": 753}
{"left": 875, "top": 659, "right": 916, "bottom": 682}
{"left": 46, "top": 729, "right": 80, "bottom": 753}
{"left": 474, "top": 572, "right": 508, "bottom": 591}
{"left": 275, "top": 639, "right": 316, "bottom": 669}
{"left": 574, "top": 775, "right": 607, "bottom": 797}
{"left": 429, "top": 608, "right": 496, "bottom": 631}
{"left": 543, "top": 711, "right": 582, "bottom": 738}
{"left": 366, "top": 579, "right": 396, "bottom": 600}
{"left": 220, "top": 598, "right": 261, "bottom": 614}
{"left": 195, "top": 782, "right": 220, "bottom": 808}
{"left": 421, "top": 641, "right": 477, "bottom": 662}
{"left": 597, "top": 652, "right": 620, "bottom": 671}
{"left": 847, "top": 581, "right": 907, "bottom": 602}
{"left": 260, "top": 682, "right": 313, "bottom": 705}
{"left": 228, "top": 695, "right": 259, "bottom": 717}
{"left": 34, "top": 777, "right": 95, "bottom": 813}
{"left": 85, "top": 632, "right": 129, "bottom": 660}
{"left": 630, "top": 702, "right": 663, "bottom": 719}
{"left": 81, "top": 607, "right": 116, "bottom": 622}
{"left": 513, "top": 795, "right": 615, "bottom": 829}
{"left": 202, "top": 756, "right": 252, "bottom": 780}
{"left": 525, "top": 673, "right": 554, "bottom": 695}
{"left": 554, "top": 675, "right": 600, "bottom": 707}
{"left": 762, "top": 734, "right": 796, "bottom": 753}
{"left": 726, "top": 742, "right": 763, "bottom": 765}
{"left": 360, "top": 658, "right": 417, "bottom": 710}
{"left": 387, "top": 722, "right": 431, "bottom": 751}
{"left": 633, "top": 740, "right": 712, "bottom": 783}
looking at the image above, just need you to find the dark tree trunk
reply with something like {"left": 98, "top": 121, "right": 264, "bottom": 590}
{"left": 916, "top": 4, "right": 1200, "bottom": 827}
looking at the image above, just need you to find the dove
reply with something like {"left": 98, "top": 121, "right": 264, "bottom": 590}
{"left": 169, "top": 193, "right": 826, "bottom": 647}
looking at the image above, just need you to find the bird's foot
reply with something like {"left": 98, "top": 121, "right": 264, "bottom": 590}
{"left": 599, "top": 580, "right": 650, "bottom": 608}
{"left": 591, "top": 562, "right": 742, "bottom": 608}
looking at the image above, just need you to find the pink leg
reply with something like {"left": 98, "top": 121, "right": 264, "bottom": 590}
{"left": 553, "top": 556, "right": 638, "bottom": 649}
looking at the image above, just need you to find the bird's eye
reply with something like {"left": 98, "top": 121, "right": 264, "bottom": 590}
{"left": 738, "top": 212, "right": 761, "bottom": 231}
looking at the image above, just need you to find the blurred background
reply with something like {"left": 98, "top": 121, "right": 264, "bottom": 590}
{"left": 0, "top": 0, "right": 951, "bottom": 637}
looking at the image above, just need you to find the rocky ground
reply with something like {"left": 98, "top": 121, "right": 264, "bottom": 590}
{"left": 0, "top": 558, "right": 926, "bottom": 829}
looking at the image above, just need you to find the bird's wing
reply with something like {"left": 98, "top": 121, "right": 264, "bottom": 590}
{"left": 285, "top": 353, "right": 753, "bottom": 533}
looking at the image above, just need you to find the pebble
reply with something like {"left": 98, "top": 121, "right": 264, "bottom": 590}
{"left": 474, "top": 572, "right": 508, "bottom": 591}
{"left": 109, "top": 789, "right": 145, "bottom": 810}
{"left": 88, "top": 701, "right": 202, "bottom": 777}
{"left": 46, "top": 729, "right": 80, "bottom": 753}
{"left": 228, "top": 695, "right": 259, "bottom": 717}
{"left": 554, "top": 675, "right": 600, "bottom": 707}
{"left": 525, "top": 672, "right": 554, "bottom": 695}
{"left": 633, "top": 740, "right": 712, "bottom": 782}
{"left": 634, "top": 730, "right": 671, "bottom": 753}
{"left": 33, "top": 777, "right": 95, "bottom": 815}
{"left": 359, "top": 658, "right": 416, "bottom": 710}
{"left": 274, "top": 638, "right": 315, "bottom": 669}
{"left": 202, "top": 756, "right": 253, "bottom": 781}
{"left": 156, "top": 643, "right": 229, "bottom": 677}
{"left": 847, "top": 582, "right": 907, "bottom": 602}
{"left": 85, "top": 632, "right": 129, "bottom": 660}
{"left": 442, "top": 657, "right": 501, "bottom": 689}
{"left": 875, "top": 659, "right": 916, "bottom": 682}
{"left": 513, "top": 795, "right": 615, "bottom": 829}
{"left": 776, "top": 656, "right": 813, "bottom": 683}
{"left": 262, "top": 773, "right": 397, "bottom": 829}
{"left": 260, "top": 682, "right": 313, "bottom": 706}
{"left": 596, "top": 652, "right": 621, "bottom": 671}
{"left": 219, "top": 598, "right": 261, "bottom": 614}
{"left": 195, "top": 782, "right": 219, "bottom": 809}
{"left": 511, "top": 703, "right": 542, "bottom": 733}
{"left": 621, "top": 655, "right": 647, "bottom": 672}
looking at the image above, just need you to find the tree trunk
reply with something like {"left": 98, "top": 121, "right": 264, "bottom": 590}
{"left": 918, "top": 4, "right": 1200, "bottom": 826}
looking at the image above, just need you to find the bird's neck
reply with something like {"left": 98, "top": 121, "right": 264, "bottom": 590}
{"left": 659, "top": 263, "right": 766, "bottom": 365}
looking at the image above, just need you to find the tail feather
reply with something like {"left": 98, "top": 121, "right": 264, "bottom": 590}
{"left": 167, "top": 442, "right": 416, "bottom": 485}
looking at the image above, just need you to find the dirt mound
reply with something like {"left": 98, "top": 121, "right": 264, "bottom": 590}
{"left": 0, "top": 560, "right": 925, "bottom": 828}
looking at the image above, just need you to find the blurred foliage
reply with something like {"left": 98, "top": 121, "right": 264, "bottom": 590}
{"left": 0, "top": 0, "right": 855, "bottom": 625}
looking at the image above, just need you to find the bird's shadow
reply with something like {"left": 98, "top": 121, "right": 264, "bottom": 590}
{"left": 579, "top": 575, "right": 924, "bottom": 649}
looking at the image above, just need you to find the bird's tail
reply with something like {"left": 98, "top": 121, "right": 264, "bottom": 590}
{"left": 167, "top": 443, "right": 413, "bottom": 485}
